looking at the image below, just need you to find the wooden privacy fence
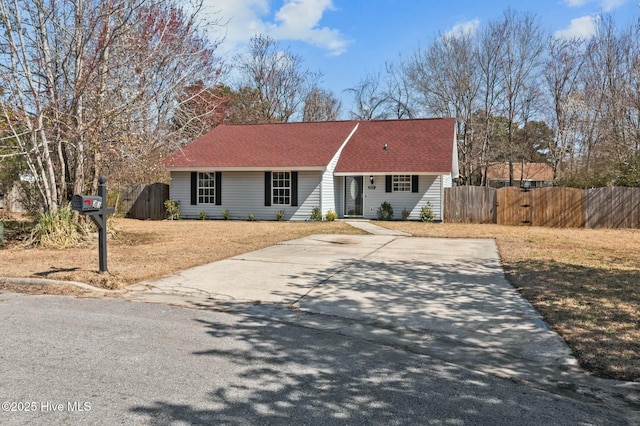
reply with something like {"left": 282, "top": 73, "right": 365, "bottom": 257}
{"left": 444, "top": 186, "right": 640, "bottom": 228}
{"left": 444, "top": 186, "right": 496, "bottom": 223}
{"left": 117, "top": 183, "right": 169, "bottom": 220}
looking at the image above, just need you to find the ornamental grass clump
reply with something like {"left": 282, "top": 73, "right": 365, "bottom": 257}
{"left": 29, "top": 204, "right": 92, "bottom": 248}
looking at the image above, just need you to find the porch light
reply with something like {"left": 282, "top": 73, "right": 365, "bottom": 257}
{"left": 369, "top": 176, "right": 374, "bottom": 184}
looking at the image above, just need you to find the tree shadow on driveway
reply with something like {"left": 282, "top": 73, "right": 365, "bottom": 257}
{"left": 274, "top": 254, "right": 571, "bottom": 367}
{"left": 129, "top": 311, "right": 624, "bottom": 425}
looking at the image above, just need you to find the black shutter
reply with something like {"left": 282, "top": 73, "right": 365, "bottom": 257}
{"left": 412, "top": 175, "right": 419, "bottom": 193}
{"left": 264, "top": 172, "right": 271, "bottom": 206}
{"left": 385, "top": 175, "right": 392, "bottom": 193}
{"left": 291, "top": 172, "right": 298, "bottom": 206}
{"left": 191, "top": 172, "right": 198, "bottom": 205}
{"left": 215, "top": 172, "right": 222, "bottom": 205}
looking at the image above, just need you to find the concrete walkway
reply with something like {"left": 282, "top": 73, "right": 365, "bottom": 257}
{"left": 342, "top": 220, "right": 411, "bottom": 236}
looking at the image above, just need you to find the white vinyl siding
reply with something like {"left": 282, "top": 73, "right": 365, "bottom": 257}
{"left": 170, "top": 171, "right": 321, "bottom": 220}
{"left": 170, "top": 171, "right": 446, "bottom": 221}
{"left": 358, "top": 174, "right": 443, "bottom": 220}
{"left": 320, "top": 123, "right": 358, "bottom": 217}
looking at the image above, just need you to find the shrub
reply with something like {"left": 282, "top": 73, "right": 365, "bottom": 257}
{"left": 325, "top": 210, "right": 337, "bottom": 221}
{"left": 402, "top": 207, "right": 410, "bottom": 220}
{"left": 164, "top": 199, "right": 180, "bottom": 220}
{"left": 199, "top": 211, "right": 207, "bottom": 220}
{"left": 248, "top": 213, "right": 255, "bottom": 222}
{"left": 420, "top": 202, "right": 435, "bottom": 223}
{"left": 276, "top": 210, "right": 285, "bottom": 221}
{"left": 221, "top": 209, "right": 230, "bottom": 220}
{"left": 29, "top": 204, "right": 91, "bottom": 248}
{"left": 310, "top": 206, "right": 323, "bottom": 221}
{"left": 377, "top": 201, "right": 394, "bottom": 221}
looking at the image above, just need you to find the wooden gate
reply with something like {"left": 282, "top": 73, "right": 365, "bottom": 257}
{"left": 496, "top": 187, "right": 585, "bottom": 227}
{"left": 118, "top": 183, "right": 169, "bottom": 220}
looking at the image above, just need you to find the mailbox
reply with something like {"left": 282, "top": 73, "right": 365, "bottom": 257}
{"left": 72, "top": 195, "right": 102, "bottom": 212}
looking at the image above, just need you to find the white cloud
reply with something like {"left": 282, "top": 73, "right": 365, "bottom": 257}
{"left": 443, "top": 19, "right": 480, "bottom": 39}
{"left": 202, "top": 0, "right": 268, "bottom": 46}
{"left": 203, "top": 0, "right": 349, "bottom": 56}
{"left": 600, "top": 0, "right": 629, "bottom": 11}
{"left": 563, "top": 0, "right": 589, "bottom": 6}
{"left": 562, "top": 0, "right": 629, "bottom": 12}
{"left": 555, "top": 15, "right": 599, "bottom": 39}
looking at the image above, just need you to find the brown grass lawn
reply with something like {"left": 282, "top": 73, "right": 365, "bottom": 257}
{"left": 1, "top": 216, "right": 638, "bottom": 382}
{"left": 376, "top": 221, "right": 640, "bottom": 383}
{"left": 0, "top": 218, "right": 364, "bottom": 290}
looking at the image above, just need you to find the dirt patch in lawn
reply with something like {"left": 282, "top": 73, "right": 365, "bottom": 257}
{"left": 0, "top": 218, "right": 364, "bottom": 291}
{"left": 376, "top": 221, "right": 640, "bottom": 383}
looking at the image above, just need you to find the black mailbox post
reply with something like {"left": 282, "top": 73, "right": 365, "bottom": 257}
{"left": 71, "top": 176, "right": 115, "bottom": 273}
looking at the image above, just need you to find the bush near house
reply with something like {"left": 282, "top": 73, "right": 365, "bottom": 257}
{"left": 377, "top": 201, "right": 394, "bottom": 221}
{"left": 164, "top": 199, "right": 180, "bottom": 220}
{"left": 420, "top": 203, "right": 435, "bottom": 222}
{"left": 310, "top": 206, "right": 323, "bottom": 221}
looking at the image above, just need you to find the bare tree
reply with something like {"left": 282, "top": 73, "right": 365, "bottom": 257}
{"left": 0, "top": 0, "right": 224, "bottom": 211}
{"left": 233, "top": 34, "right": 316, "bottom": 123}
{"left": 406, "top": 31, "right": 481, "bottom": 183}
{"left": 345, "top": 72, "right": 390, "bottom": 120}
{"left": 570, "top": 16, "right": 634, "bottom": 183}
{"left": 171, "top": 83, "right": 232, "bottom": 141}
{"left": 543, "top": 36, "right": 585, "bottom": 180}
{"left": 302, "top": 87, "right": 341, "bottom": 122}
{"left": 384, "top": 61, "right": 415, "bottom": 119}
{"left": 473, "top": 18, "right": 508, "bottom": 185}
{"left": 494, "top": 10, "right": 547, "bottom": 185}
{"left": 393, "top": 8, "right": 640, "bottom": 187}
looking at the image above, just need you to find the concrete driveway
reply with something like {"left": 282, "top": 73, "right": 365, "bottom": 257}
{"left": 119, "top": 222, "right": 640, "bottom": 414}
{"left": 127, "top": 223, "right": 576, "bottom": 373}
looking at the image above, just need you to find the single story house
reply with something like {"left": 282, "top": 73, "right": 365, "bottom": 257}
{"left": 162, "top": 118, "right": 459, "bottom": 221}
{"left": 485, "top": 162, "right": 554, "bottom": 188}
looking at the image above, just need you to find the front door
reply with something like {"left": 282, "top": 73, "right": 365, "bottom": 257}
{"left": 345, "top": 176, "right": 363, "bottom": 217}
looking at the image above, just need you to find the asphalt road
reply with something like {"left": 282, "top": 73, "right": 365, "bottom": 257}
{"left": 0, "top": 292, "right": 630, "bottom": 425}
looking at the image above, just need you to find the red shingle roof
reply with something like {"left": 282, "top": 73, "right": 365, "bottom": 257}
{"left": 486, "top": 162, "right": 554, "bottom": 181}
{"left": 334, "top": 118, "right": 455, "bottom": 174}
{"left": 163, "top": 118, "right": 456, "bottom": 173}
{"left": 163, "top": 121, "right": 357, "bottom": 169}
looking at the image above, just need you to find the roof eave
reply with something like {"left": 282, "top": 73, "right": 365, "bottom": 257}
{"left": 334, "top": 171, "right": 452, "bottom": 176}
{"left": 166, "top": 166, "right": 327, "bottom": 172}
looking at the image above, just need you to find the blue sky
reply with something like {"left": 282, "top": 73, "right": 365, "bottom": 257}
{"left": 202, "top": 0, "right": 639, "bottom": 116}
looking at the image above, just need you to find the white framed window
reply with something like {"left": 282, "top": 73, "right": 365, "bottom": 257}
{"left": 272, "top": 172, "right": 291, "bottom": 205}
{"left": 198, "top": 172, "right": 216, "bottom": 204}
{"left": 393, "top": 175, "right": 412, "bottom": 192}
